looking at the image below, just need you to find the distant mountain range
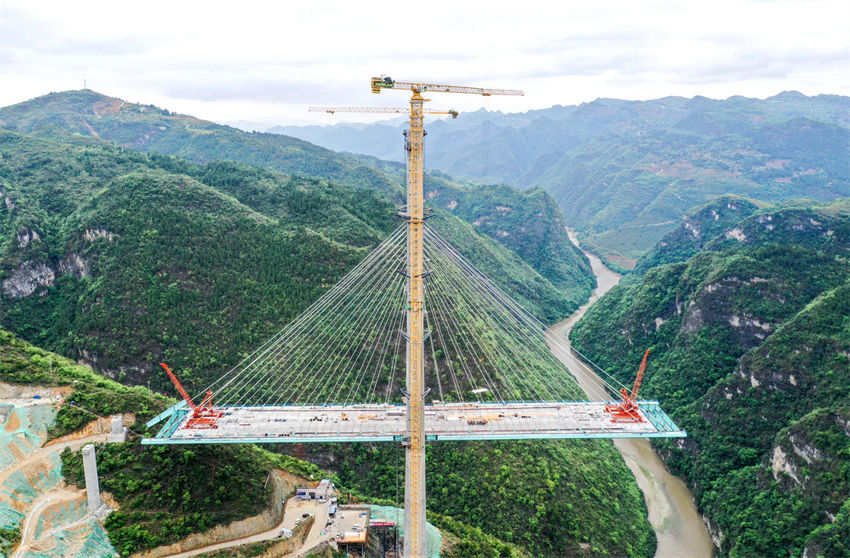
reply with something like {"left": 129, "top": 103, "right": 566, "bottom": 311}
{"left": 277, "top": 92, "right": 850, "bottom": 268}
{"left": 0, "top": 89, "right": 594, "bottom": 316}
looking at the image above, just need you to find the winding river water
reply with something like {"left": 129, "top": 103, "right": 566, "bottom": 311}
{"left": 547, "top": 233, "right": 715, "bottom": 557}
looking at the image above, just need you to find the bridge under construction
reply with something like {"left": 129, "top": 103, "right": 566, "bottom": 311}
{"left": 145, "top": 400, "right": 681, "bottom": 445}
{"left": 144, "top": 77, "right": 685, "bottom": 558}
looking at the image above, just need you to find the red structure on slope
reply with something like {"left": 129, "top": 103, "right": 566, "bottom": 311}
{"left": 160, "top": 363, "right": 223, "bottom": 428}
{"left": 606, "top": 349, "right": 650, "bottom": 423}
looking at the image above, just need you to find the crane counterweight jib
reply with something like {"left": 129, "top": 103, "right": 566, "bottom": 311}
{"left": 309, "top": 106, "right": 459, "bottom": 118}
{"left": 371, "top": 76, "right": 523, "bottom": 97}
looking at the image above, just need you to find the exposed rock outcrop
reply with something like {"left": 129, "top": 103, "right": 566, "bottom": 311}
{"left": 724, "top": 227, "right": 746, "bottom": 242}
{"left": 770, "top": 445, "right": 802, "bottom": 485}
{"left": 16, "top": 229, "right": 41, "bottom": 249}
{"left": 1, "top": 186, "right": 14, "bottom": 210}
{"left": 58, "top": 253, "right": 90, "bottom": 278}
{"left": 2, "top": 253, "right": 90, "bottom": 298}
{"left": 2, "top": 262, "right": 55, "bottom": 297}
{"left": 84, "top": 228, "right": 117, "bottom": 242}
{"left": 702, "top": 513, "right": 724, "bottom": 549}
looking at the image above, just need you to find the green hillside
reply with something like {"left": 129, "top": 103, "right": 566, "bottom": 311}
{"left": 570, "top": 197, "right": 850, "bottom": 556}
{"left": 0, "top": 128, "right": 653, "bottom": 556}
{"left": 542, "top": 112, "right": 850, "bottom": 267}
{"left": 0, "top": 328, "right": 527, "bottom": 558}
{"left": 0, "top": 129, "right": 580, "bottom": 393}
{"left": 0, "top": 90, "right": 594, "bottom": 309}
{"left": 295, "top": 438, "right": 655, "bottom": 557}
{"left": 0, "top": 327, "right": 319, "bottom": 555}
{"left": 281, "top": 93, "right": 850, "bottom": 268}
{"left": 343, "top": 154, "right": 594, "bottom": 310}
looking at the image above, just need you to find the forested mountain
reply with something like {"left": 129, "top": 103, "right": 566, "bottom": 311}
{"left": 0, "top": 328, "right": 526, "bottom": 558}
{"left": 280, "top": 93, "right": 850, "bottom": 268}
{"left": 0, "top": 129, "right": 577, "bottom": 393}
{"left": 0, "top": 127, "right": 651, "bottom": 556}
{"left": 571, "top": 196, "right": 850, "bottom": 556}
{"left": 0, "top": 89, "right": 594, "bottom": 308}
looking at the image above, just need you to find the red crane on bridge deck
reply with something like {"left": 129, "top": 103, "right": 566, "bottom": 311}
{"left": 160, "top": 363, "right": 223, "bottom": 428}
{"left": 606, "top": 349, "right": 650, "bottom": 423}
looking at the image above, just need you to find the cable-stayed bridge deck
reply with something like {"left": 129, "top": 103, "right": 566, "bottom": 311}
{"left": 143, "top": 401, "right": 685, "bottom": 444}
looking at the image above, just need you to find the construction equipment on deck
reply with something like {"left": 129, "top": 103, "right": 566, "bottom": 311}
{"left": 160, "top": 363, "right": 223, "bottom": 429}
{"left": 142, "top": 77, "right": 688, "bottom": 558}
{"left": 606, "top": 349, "right": 650, "bottom": 423}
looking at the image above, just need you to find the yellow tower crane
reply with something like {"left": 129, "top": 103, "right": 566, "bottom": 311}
{"left": 314, "top": 76, "right": 522, "bottom": 558}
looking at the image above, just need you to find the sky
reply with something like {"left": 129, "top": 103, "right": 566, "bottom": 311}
{"left": 1, "top": 0, "right": 848, "bottom": 127}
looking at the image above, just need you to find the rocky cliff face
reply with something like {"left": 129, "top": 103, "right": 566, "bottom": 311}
{"left": 571, "top": 197, "right": 850, "bottom": 556}
{"left": 2, "top": 253, "right": 90, "bottom": 298}
{"left": 2, "top": 261, "right": 55, "bottom": 297}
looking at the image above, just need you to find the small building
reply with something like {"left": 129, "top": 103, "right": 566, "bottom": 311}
{"left": 340, "top": 531, "right": 367, "bottom": 557}
{"left": 295, "top": 479, "right": 334, "bottom": 502}
{"left": 295, "top": 488, "right": 311, "bottom": 501}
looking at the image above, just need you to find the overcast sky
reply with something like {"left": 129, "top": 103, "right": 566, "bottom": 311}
{"left": 1, "top": 0, "right": 848, "bottom": 127}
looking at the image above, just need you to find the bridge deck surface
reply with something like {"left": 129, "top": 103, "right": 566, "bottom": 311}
{"left": 143, "top": 401, "right": 685, "bottom": 444}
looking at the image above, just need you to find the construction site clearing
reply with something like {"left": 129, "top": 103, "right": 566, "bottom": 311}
{"left": 144, "top": 400, "right": 685, "bottom": 444}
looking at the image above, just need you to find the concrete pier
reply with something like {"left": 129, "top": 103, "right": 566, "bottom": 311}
{"left": 107, "top": 414, "right": 127, "bottom": 443}
{"left": 82, "top": 444, "right": 103, "bottom": 515}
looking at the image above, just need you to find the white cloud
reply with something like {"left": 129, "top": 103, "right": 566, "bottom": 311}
{"left": 1, "top": 0, "right": 847, "bottom": 126}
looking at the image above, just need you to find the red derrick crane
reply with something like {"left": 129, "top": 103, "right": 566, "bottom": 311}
{"left": 160, "top": 363, "right": 223, "bottom": 429}
{"left": 605, "top": 349, "right": 650, "bottom": 423}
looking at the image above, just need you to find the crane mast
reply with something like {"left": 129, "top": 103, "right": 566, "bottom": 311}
{"left": 313, "top": 77, "right": 522, "bottom": 557}
{"left": 372, "top": 76, "right": 521, "bottom": 557}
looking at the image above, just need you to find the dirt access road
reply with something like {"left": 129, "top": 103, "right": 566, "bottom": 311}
{"left": 548, "top": 232, "right": 715, "bottom": 558}
{"left": 164, "top": 496, "right": 338, "bottom": 558}
{"left": 1, "top": 400, "right": 111, "bottom": 558}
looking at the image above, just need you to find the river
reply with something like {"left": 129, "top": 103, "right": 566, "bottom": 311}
{"left": 547, "top": 232, "right": 715, "bottom": 557}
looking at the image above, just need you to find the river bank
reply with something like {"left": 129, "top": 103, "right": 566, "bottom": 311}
{"left": 549, "top": 233, "right": 714, "bottom": 558}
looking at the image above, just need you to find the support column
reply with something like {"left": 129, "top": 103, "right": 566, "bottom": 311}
{"left": 107, "top": 414, "right": 127, "bottom": 442}
{"left": 82, "top": 444, "right": 103, "bottom": 515}
{"left": 404, "top": 90, "right": 427, "bottom": 558}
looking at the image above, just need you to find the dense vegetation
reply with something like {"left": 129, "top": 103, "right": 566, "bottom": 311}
{"left": 571, "top": 197, "right": 850, "bottom": 556}
{"left": 2, "top": 328, "right": 528, "bottom": 557}
{"left": 344, "top": 155, "right": 594, "bottom": 311}
{"left": 281, "top": 92, "right": 850, "bottom": 267}
{"left": 0, "top": 89, "right": 594, "bottom": 310}
{"left": 0, "top": 130, "right": 577, "bottom": 393}
{"left": 292, "top": 438, "right": 655, "bottom": 557}
{"left": 0, "top": 327, "right": 320, "bottom": 555}
{"left": 0, "top": 122, "right": 646, "bottom": 555}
